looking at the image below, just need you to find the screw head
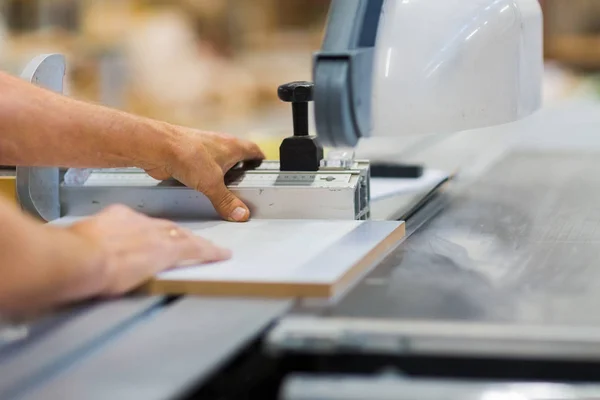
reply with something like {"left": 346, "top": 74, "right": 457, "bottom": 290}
{"left": 278, "top": 81, "right": 314, "bottom": 103}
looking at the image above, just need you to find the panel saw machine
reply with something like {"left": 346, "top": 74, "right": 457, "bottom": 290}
{"left": 0, "top": 1, "right": 558, "bottom": 399}
{"left": 14, "top": 0, "right": 543, "bottom": 224}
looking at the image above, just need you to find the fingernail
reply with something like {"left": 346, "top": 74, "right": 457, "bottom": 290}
{"left": 230, "top": 207, "right": 247, "bottom": 222}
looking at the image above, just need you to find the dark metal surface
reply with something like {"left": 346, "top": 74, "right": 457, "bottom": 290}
{"left": 21, "top": 298, "right": 292, "bottom": 400}
{"left": 332, "top": 151, "right": 600, "bottom": 325}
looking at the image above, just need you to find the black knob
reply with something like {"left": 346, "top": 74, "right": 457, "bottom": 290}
{"left": 278, "top": 81, "right": 314, "bottom": 103}
{"left": 277, "top": 81, "right": 323, "bottom": 172}
{"left": 278, "top": 81, "right": 313, "bottom": 137}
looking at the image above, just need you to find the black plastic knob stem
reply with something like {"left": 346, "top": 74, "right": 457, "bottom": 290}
{"left": 278, "top": 81, "right": 313, "bottom": 137}
{"left": 277, "top": 81, "right": 323, "bottom": 172}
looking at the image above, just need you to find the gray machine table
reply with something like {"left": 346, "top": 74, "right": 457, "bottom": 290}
{"left": 334, "top": 99, "right": 600, "bottom": 328}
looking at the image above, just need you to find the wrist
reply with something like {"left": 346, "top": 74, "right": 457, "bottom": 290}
{"left": 133, "top": 118, "right": 183, "bottom": 173}
{"left": 47, "top": 224, "right": 110, "bottom": 301}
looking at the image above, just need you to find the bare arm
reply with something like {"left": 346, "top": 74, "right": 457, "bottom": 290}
{"left": 0, "top": 69, "right": 265, "bottom": 315}
{"left": 0, "top": 71, "right": 265, "bottom": 221}
{"left": 0, "top": 71, "right": 174, "bottom": 169}
{"left": 0, "top": 196, "right": 102, "bottom": 314}
{"left": 0, "top": 196, "right": 230, "bottom": 315}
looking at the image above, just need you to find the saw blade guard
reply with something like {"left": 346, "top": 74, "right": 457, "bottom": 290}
{"left": 313, "top": 0, "right": 543, "bottom": 147}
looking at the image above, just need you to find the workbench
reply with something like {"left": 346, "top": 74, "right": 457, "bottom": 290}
{"left": 4, "top": 99, "right": 600, "bottom": 399}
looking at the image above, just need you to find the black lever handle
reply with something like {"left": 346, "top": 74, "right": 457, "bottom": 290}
{"left": 278, "top": 81, "right": 313, "bottom": 137}
{"left": 277, "top": 81, "right": 323, "bottom": 172}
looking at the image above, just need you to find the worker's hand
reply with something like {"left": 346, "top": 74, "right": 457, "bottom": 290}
{"left": 145, "top": 128, "right": 265, "bottom": 222}
{"left": 68, "top": 205, "right": 231, "bottom": 296}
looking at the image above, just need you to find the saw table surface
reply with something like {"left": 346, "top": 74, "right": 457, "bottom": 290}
{"left": 3, "top": 100, "right": 600, "bottom": 398}
{"left": 334, "top": 150, "right": 600, "bottom": 325}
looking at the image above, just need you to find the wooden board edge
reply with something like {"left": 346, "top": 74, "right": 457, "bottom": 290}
{"left": 332, "top": 221, "right": 406, "bottom": 296}
{"left": 139, "top": 279, "right": 332, "bottom": 298}
{"left": 139, "top": 221, "right": 406, "bottom": 299}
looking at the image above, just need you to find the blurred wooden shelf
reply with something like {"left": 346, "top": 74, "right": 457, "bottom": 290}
{"left": 546, "top": 35, "right": 600, "bottom": 69}
{"left": 0, "top": 176, "right": 16, "bottom": 204}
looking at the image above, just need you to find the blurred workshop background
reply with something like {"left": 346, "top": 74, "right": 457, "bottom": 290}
{"left": 0, "top": 0, "right": 598, "bottom": 158}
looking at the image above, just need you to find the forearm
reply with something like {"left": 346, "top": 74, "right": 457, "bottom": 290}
{"left": 0, "top": 197, "right": 105, "bottom": 315}
{"left": 0, "top": 71, "right": 177, "bottom": 170}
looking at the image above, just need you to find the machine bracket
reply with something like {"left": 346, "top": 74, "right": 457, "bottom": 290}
{"left": 16, "top": 54, "right": 65, "bottom": 222}
{"left": 313, "top": 0, "right": 384, "bottom": 148}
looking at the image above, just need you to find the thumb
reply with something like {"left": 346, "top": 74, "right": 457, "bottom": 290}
{"left": 206, "top": 182, "right": 250, "bottom": 222}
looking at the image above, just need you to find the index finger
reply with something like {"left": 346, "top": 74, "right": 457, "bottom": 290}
{"left": 222, "top": 141, "right": 265, "bottom": 173}
{"left": 234, "top": 138, "right": 266, "bottom": 161}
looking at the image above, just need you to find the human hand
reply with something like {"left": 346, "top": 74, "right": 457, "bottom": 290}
{"left": 145, "top": 127, "right": 265, "bottom": 222}
{"left": 68, "top": 205, "right": 231, "bottom": 296}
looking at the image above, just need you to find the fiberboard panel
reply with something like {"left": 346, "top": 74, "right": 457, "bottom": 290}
{"left": 144, "top": 219, "right": 405, "bottom": 298}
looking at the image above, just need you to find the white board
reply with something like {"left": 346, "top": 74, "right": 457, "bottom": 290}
{"left": 146, "top": 219, "right": 405, "bottom": 298}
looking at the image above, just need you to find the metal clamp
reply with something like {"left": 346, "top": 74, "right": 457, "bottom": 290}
{"left": 16, "top": 54, "right": 66, "bottom": 222}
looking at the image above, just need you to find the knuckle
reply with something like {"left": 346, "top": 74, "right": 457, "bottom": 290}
{"left": 105, "top": 204, "right": 132, "bottom": 215}
{"left": 196, "top": 176, "right": 222, "bottom": 196}
{"left": 193, "top": 180, "right": 210, "bottom": 195}
{"left": 189, "top": 142, "right": 210, "bottom": 159}
{"left": 215, "top": 193, "right": 237, "bottom": 209}
{"left": 221, "top": 135, "right": 239, "bottom": 146}
{"left": 249, "top": 143, "right": 262, "bottom": 154}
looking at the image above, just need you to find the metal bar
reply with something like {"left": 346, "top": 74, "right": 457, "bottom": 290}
{"left": 266, "top": 316, "right": 600, "bottom": 360}
{"left": 21, "top": 298, "right": 292, "bottom": 400}
{"left": 281, "top": 374, "right": 600, "bottom": 400}
{"left": 0, "top": 297, "right": 163, "bottom": 399}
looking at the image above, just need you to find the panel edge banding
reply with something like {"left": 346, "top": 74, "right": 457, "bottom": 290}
{"left": 332, "top": 221, "right": 406, "bottom": 298}
{"left": 141, "top": 280, "right": 332, "bottom": 298}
